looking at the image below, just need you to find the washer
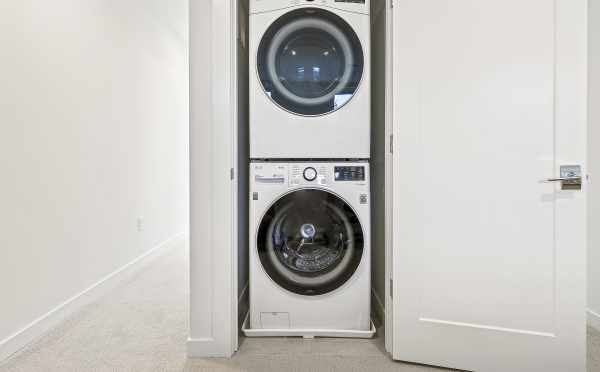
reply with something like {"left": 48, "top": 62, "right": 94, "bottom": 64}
{"left": 245, "top": 161, "right": 373, "bottom": 337}
{"left": 249, "top": 0, "right": 371, "bottom": 159}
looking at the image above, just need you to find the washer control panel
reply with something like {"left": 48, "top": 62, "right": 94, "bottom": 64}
{"left": 253, "top": 162, "right": 368, "bottom": 188}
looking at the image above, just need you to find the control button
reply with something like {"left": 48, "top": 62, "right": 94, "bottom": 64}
{"left": 303, "top": 167, "right": 318, "bottom": 182}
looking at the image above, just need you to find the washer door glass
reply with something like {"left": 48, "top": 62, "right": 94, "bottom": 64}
{"left": 257, "top": 189, "right": 364, "bottom": 296}
{"left": 257, "top": 8, "right": 364, "bottom": 116}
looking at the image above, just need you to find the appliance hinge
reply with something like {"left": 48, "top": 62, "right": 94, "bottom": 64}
{"left": 230, "top": 168, "right": 235, "bottom": 180}
{"left": 389, "top": 134, "right": 393, "bottom": 154}
{"left": 389, "top": 278, "right": 393, "bottom": 298}
{"left": 390, "top": 0, "right": 394, "bottom": 8}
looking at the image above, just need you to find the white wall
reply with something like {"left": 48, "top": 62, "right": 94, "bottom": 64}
{"left": 0, "top": 0, "right": 189, "bottom": 357}
{"left": 589, "top": 0, "right": 600, "bottom": 331}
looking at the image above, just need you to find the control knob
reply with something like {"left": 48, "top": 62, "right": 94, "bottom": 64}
{"left": 303, "top": 167, "right": 318, "bottom": 182}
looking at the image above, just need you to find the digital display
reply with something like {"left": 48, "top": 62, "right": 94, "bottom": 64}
{"left": 334, "top": 166, "right": 365, "bottom": 181}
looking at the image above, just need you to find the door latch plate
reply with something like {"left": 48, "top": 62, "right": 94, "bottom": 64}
{"left": 560, "top": 165, "right": 582, "bottom": 190}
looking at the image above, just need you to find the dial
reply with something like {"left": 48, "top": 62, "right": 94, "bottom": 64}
{"left": 303, "top": 167, "right": 318, "bottom": 182}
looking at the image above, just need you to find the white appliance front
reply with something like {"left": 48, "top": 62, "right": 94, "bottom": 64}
{"left": 249, "top": 3, "right": 371, "bottom": 159}
{"left": 248, "top": 161, "right": 371, "bottom": 334}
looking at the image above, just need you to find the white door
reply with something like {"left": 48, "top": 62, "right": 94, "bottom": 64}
{"left": 391, "top": 1, "right": 588, "bottom": 371}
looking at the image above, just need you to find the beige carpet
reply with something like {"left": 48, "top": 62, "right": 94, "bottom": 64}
{"left": 1, "top": 241, "right": 599, "bottom": 372}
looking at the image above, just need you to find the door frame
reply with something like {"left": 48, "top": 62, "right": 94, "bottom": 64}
{"left": 383, "top": 0, "right": 394, "bottom": 354}
{"left": 187, "top": 0, "right": 238, "bottom": 358}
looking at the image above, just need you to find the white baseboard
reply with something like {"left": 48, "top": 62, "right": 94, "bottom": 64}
{"left": 0, "top": 232, "right": 186, "bottom": 363}
{"left": 589, "top": 308, "right": 600, "bottom": 331}
{"left": 372, "top": 289, "right": 386, "bottom": 326}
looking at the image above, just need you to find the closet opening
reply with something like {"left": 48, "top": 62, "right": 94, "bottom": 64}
{"left": 234, "top": 0, "right": 391, "bottom": 354}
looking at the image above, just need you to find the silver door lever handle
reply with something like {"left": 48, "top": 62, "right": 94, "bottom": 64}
{"left": 543, "top": 176, "right": 582, "bottom": 182}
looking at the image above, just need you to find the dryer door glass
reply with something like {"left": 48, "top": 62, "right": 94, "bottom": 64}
{"left": 257, "top": 189, "right": 364, "bottom": 296}
{"left": 257, "top": 8, "right": 364, "bottom": 116}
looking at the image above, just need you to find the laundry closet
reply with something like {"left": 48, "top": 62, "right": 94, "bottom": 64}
{"left": 189, "top": 1, "right": 589, "bottom": 370}
{"left": 236, "top": 0, "right": 385, "bottom": 340}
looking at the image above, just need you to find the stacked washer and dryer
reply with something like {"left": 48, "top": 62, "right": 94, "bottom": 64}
{"left": 245, "top": 0, "right": 374, "bottom": 338}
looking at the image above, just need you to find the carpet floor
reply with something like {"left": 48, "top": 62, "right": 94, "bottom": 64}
{"left": 1, "top": 241, "right": 599, "bottom": 372}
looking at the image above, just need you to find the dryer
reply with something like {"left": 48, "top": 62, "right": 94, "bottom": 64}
{"left": 249, "top": 0, "right": 371, "bottom": 159}
{"left": 245, "top": 161, "right": 374, "bottom": 338}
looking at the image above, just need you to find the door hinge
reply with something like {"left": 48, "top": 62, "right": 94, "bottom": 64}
{"left": 389, "top": 134, "right": 394, "bottom": 154}
{"left": 230, "top": 168, "right": 235, "bottom": 180}
{"left": 389, "top": 279, "right": 393, "bottom": 298}
{"left": 390, "top": 0, "right": 394, "bottom": 8}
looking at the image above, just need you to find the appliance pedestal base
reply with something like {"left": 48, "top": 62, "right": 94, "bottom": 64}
{"left": 241, "top": 314, "right": 376, "bottom": 339}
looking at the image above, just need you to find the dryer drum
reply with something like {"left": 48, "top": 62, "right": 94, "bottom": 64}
{"left": 257, "top": 189, "right": 364, "bottom": 296}
{"left": 257, "top": 8, "right": 364, "bottom": 116}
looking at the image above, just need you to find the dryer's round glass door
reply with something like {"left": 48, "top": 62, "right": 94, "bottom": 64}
{"left": 257, "top": 8, "right": 364, "bottom": 116}
{"left": 256, "top": 189, "right": 364, "bottom": 296}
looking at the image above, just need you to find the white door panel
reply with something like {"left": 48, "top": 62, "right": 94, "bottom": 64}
{"left": 391, "top": 1, "right": 587, "bottom": 371}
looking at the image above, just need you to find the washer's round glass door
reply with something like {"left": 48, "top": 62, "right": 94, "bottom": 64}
{"left": 256, "top": 189, "right": 364, "bottom": 296}
{"left": 257, "top": 8, "right": 364, "bottom": 116}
